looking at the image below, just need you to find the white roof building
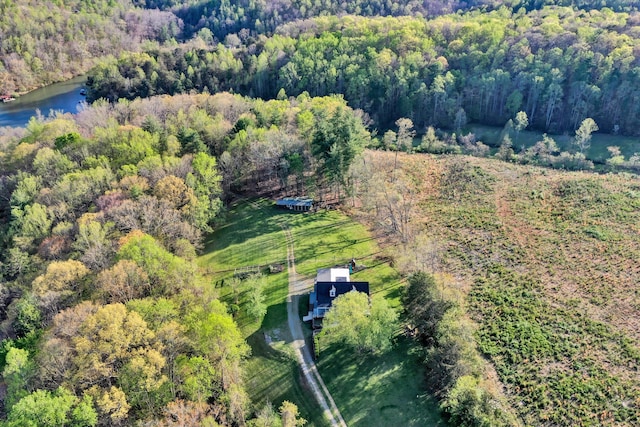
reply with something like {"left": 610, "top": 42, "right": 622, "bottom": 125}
{"left": 315, "top": 268, "right": 350, "bottom": 283}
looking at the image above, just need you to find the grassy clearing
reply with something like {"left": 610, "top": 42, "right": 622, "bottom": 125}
{"left": 284, "top": 210, "right": 378, "bottom": 276}
{"left": 381, "top": 152, "right": 640, "bottom": 425}
{"left": 198, "top": 198, "right": 444, "bottom": 426}
{"left": 286, "top": 209, "right": 443, "bottom": 425}
{"left": 317, "top": 340, "right": 445, "bottom": 427}
{"left": 198, "top": 199, "right": 327, "bottom": 425}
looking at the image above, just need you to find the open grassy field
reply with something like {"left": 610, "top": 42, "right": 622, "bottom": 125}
{"left": 199, "top": 199, "right": 326, "bottom": 425}
{"left": 198, "top": 199, "right": 443, "bottom": 426}
{"left": 365, "top": 150, "right": 640, "bottom": 425}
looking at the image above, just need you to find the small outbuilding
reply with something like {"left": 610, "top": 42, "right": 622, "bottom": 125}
{"left": 276, "top": 197, "right": 313, "bottom": 212}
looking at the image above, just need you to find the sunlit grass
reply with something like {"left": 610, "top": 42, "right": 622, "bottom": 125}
{"left": 198, "top": 199, "right": 443, "bottom": 426}
{"left": 316, "top": 339, "right": 445, "bottom": 427}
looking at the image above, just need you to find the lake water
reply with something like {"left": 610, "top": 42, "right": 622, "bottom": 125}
{"left": 0, "top": 76, "right": 87, "bottom": 128}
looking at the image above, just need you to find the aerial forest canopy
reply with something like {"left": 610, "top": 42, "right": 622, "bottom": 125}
{"left": 0, "top": 93, "right": 365, "bottom": 425}
{"left": 2, "top": 0, "right": 640, "bottom": 426}
{"left": 87, "top": 7, "right": 640, "bottom": 135}
{"left": 0, "top": 0, "right": 181, "bottom": 94}
{"left": 5, "top": 0, "right": 640, "bottom": 95}
{"left": 133, "top": 0, "right": 640, "bottom": 39}
{"left": 0, "top": 0, "right": 502, "bottom": 94}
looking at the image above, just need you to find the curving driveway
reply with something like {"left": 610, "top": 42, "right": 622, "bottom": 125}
{"left": 282, "top": 225, "right": 347, "bottom": 427}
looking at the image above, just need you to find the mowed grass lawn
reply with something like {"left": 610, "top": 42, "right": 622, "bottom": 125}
{"left": 198, "top": 199, "right": 443, "bottom": 426}
{"left": 199, "top": 199, "right": 327, "bottom": 425}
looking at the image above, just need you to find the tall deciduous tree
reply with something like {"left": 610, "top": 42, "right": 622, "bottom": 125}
{"left": 5, "top": 387, "right": 97, "bottom": 427}
{"left": 186, "top": 152, "right": 223, "bottom": 232}
{"left": 96, "top": 260, "right": 151, "bottom": 303}
{"left": 280, "top": 400, "right": 306, "bottom": 427}
{"left": 117, "top": 233, "right": 196, "bottom": 296}
{"left": 574, "top": 118, "right": 598, "bottom": 154}
{"left": 514, "top": 111, "right": 528, "bottom": 145}
{"left": 403, "top": 271, "right": 454, "bottom": 347}
{"left": 3, "top": 346, "right": 34, "bottom": 410}
{"left": 320, "top": 291, "right": 398, "bottom": 353}
{"left": 245, "top": 274, "right": 267, "bottom": 321}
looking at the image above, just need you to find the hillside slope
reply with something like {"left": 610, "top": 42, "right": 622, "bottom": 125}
{"left": 0, "top": 0, "right": 180, "bottom": 94}
{"left": 358, "top": 151, "right": 640, "bottom": 425}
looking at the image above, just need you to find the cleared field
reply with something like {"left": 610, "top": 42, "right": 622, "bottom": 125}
{"left": 198, "top": 199, "right": 443, "bottom": 426}
{"left": 373, "top": 151, "right": 640, "bottom": 425}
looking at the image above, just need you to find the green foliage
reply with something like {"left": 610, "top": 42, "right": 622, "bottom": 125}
{"left": 12, "top": 293, "right": 42, "bottom": 336}
{"left": 12, "top": 202, "right": 51, "bottom": 249}
{"left": 177, "top": 127, "right": 207, "bottom": 156}
{"left": 86, "top": 9, "right": 640, "bottom": 136}
{"left": 176, "top": 355, "right": 217, "bottom": 403}
{"left": 117, "top": 233, "right": 197, "bottom": 296}
{"left": 33, "top": 148, "right": 76, "bottom": 183}
{"left": 54, "top": 133, "right": 81, "bottom": 151}
{"left": 186, "top": 152, "right": 223, "bottom": 231}
{"left": 311, "top": 106, "right": 368, "bottom": 188}
{"left": 3, "top": 346, "right": 34, "bottom": 410}
{"left": 403, "top": 272, "right": 454, "bottom": 347}
{"left": 0, "top": 93, "right": 359, "bottom": 426}
{"left": 471, "top": 265, "right": 640, "bottom": 425}
{"left": 70, "top": 395, "right": 98, "bottom": 427}
{"left": 441, "top": 375, "right": 508, "bottom": 427}
{"left": 9, "top": 173, "right": 41, "bottom": 208}
{"left": 279, "top": 400, "right": 306, "bottom": 427}
{"left": 573, "top": 117, "right": 598, "bottom": 154}
{"left": 418, "top": 127, "right": 461, "bottom": 155}
{"left": 5, "top": 387, "right": 97, "bottom": 427}
{"left": 0, "top": 0, "right": 180, "bottom": 94}
{"left": 321, "top": 291, "right": 398, "bottom": 353}
{"left": 101, "top": 126, "right": 160, "bottom": 169}
{"left": 248, "top": 400, "right": 306, "bottom": 427}
{"left": 50, "top": 166, "right": 115, "bottom": 218}
{"left": 402, "top": 269, "right": 516, "bottom": 426}
{"left": 245, "top": 274, "right": 267, "bottom": 321}
{"left": 185, "top": 299, "right": 250, "bottom": 364}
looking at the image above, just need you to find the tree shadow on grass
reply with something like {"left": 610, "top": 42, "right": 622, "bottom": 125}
{"left": 245, "top": 315, "right": 330, "bottom": 426}
{"left": 202, "top": 202, "right": 289, "bottom": 253}
{"left": 261, "top": 301, "right": 288, "bottom": 332}
{"left": 316, "top": 339, "right": 445, "bottom": 427}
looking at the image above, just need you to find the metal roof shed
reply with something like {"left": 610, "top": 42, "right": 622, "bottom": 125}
{"left": 275, "top": 197, "right": 314, "bottom": 211}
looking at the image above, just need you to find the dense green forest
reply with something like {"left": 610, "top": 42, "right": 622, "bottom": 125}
{"left": 6, "top": 0, "right": 640, "bottom": 97}
{"left": 135, "top": 0, "right": 640, "bottom": 41}
{"left": 0, "top": 93, "right": 364, "bottom": 425}
{"left": 141, "top": 0, "right": 500, "bottom": 40}
{"left": 87, "top": 8, "right": 640, "bottom": 135}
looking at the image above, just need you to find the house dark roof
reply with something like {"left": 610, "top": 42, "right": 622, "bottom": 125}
{"left": 315, "top": 281, "right": 369, "bottom": 307}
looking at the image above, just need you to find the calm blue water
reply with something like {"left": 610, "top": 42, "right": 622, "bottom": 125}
{"left": 0, "top": 76, "right": 87, "bottom": 128}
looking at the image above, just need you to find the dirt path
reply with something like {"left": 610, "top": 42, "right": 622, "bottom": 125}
{"left": 282, "top": 225, "right": 347, "bottom": 427}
